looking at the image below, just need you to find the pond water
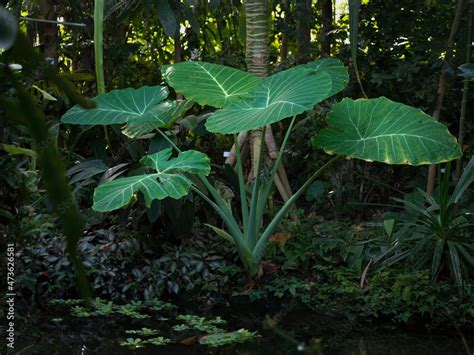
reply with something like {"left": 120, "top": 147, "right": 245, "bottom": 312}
{"left": 13, "top": 303, "right": 473, "bottom": 354}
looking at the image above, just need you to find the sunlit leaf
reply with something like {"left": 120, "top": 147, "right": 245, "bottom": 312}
{"left": 2, "top": 143, "right": 37, "bottom": 158}
{"left": 93, "top": 148, "right": 210, "bottom": 212}
{"left": 161, "top": 61, "right": 261, "bottom": 108}
{"left": 61, "top": 86, "right": 172, "bottom": 125}
{"left": 206, "top": 69, "right": 332, "bottom": 134}
{"left": 32, "top": 85, "right": 57, "bottom": 101}
{"left": 313, "top": 97, "right": 462, "bottom": 165}
{"left": 302, "top": 58, "right": 349, "bottom": 96}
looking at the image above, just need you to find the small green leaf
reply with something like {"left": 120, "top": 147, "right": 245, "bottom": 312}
{"left": 61, "top": 86, "right": 171, "bottom": 125}
{"left": 32, "top": 85, "right": 57, "bottom": 101}
{"left": 3, "top": 144, "right": 37, "bottom": 158}
{"left": 161, "top": 61, "right": 261, "bottom": 108}
{"left": 93, "top": 148, "right": 210, "bottom": 212}
{"left": 313, "top": 97, "right": 462, "bottom": 165}
{"left": 205, "top": 224, "right": 235, "bottom": 245}
{"left": 306, "top": 181, "right": 325, "bottom": 202}
{"left": 383, "top": 219, "right": 395, "bottom": 237}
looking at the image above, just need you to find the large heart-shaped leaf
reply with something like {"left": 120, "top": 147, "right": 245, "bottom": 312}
{"left": 205, "top": 68, "right": 332, "bottom": 134}
{"left": 302, "top": 58, "right": 349, "bottom": 96}
{"left": 93, "top": 148, "right": 210, "bottom": 212}
{"left": 312, "top": 97, "right": 462, "bottom": 165}
{"left": 161, "top": 61, "right": 261, "bottom": 108}
{"left": 121, "top": 100, "right": 194, "bottom": 138}
{"left": 61, "top": 86, "right": 173, "bottom": 125}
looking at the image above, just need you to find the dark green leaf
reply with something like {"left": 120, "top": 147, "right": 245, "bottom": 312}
{"left": 0, "top": 6, "right": 18, "bottom": 50}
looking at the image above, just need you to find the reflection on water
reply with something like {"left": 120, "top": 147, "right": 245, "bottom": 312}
{"left": 12, "top": 307, "right": 474, "bottom": 355}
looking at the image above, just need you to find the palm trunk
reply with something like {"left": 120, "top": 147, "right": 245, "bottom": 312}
{"left": 245, "top": 0, "right": 269, "bottom": 77}
{"left": 225, "top": 0, "right": 292, "bottom": 200}
{"left": 426, "top": 0, "right": 465, "bottom": 194}
{"left": 246, "top": 0, "right": 268, "bottom": 181}
{"left": 455, "top": 0, "right": 473, "bottom": 180}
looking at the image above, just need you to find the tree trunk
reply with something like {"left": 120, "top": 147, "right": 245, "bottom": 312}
{"left": 296, "top": 0, "right": 311, "bottom": 64}
{"left": 245, "top": 0, "right": 269, "bottom": 77}
{"left": 321, "top": 0, "right": 333, "bottom": 56}
{"left": 426, "top": 0, "right": 465, "bottom": 195}
{"left": 174, "top": 33, "right": 183, "bottom": 100}
{"left": 280, "top": 0, "right": 289, "bottom": 62}
{"left": 240, "top": 0, "right": 292, "bottom": 199}
{"left": 245, "top": 0, "right": 269, "bottom": 180}
{"left": 38, "top": 0, "right": 59, "bottom": 63}
{"left": 456, "top": 0, "right": 473, "bottom": 180}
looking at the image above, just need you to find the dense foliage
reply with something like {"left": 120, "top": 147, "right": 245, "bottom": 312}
{"left": 1, "top": 0, "right": 473, "bottom": 353}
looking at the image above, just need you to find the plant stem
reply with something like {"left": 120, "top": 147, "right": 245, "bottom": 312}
{"left": 154, "top": 127, "right": 242, "bottom": 238}
{"left": 456, "top": 0, "right": 473, "bottom": 180}
{"left": 253, "top": 155, "right": 343, "bottom": 260}
{"left": 247, "top": 126, "right": 267, "bottom": 248}
{"left": 349, "top": 0, "right": 368, "bottom": 98}
{"left": 94, "top": 0, "right": 110, "bottom": 147}
{"left": 256, "top": 115, "right": 296, "bottom": 223}
{"left": 94, "top": 0, "right": 105, "bottom": 95}
{"left": 234, "top": 133, "right": 249, "bottom": 231}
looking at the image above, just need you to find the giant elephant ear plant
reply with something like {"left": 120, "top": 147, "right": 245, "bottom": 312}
{"left": 61, "top": 59, "right": 462, "bottom": 277}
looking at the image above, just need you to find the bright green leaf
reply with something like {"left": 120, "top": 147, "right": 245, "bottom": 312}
{"left": 383, "top": 219, "right": 395, "bottom": 236}
{"left": 302, "top": 58, "right": 349, "bottom": 96}
{"left": 61, "top": 86, "right": 171, "bottom": 125}
{"left": 32, "top": 85, "right": 57, "bottom": 101}
{"left": 205, "top": 69, "right": 332, "bottom": 134}
{"left": 93, "top": 148, "right": 210, "bottom": 212}
{"left": 2, "top": 144, "right": 37, "bottom": 158}
{"left": 312, "top": 97, "right": 462, "bottom": 165}
{"left": 161, "top": 61, "right": 260, "bottom": 108}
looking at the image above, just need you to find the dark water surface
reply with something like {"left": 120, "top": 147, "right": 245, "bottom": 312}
{"left": 12, "top": 304, "right": 474, "bottom": 355}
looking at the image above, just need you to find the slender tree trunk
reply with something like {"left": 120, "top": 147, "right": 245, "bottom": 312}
{"left": 296, "top": 0, "right": 311, "bottom": 64}
{"left": 426, "top": 0, "right": 465, "bottom": 195}
{"left": 245, "top": 0, "right": 269, "bottom": 181}
{"left": 38, "top": 0, "right": 59, "bottom": 62}
{"left": 174, "top": 33, "right": 183, "bottom": 100}
{"left": 280, "top": 0, "right": 289, "bottom": 62}
{"left": 245, "top": 0, "right": 269, "bottom": 77}
{"left": 321, "top": 0, "right": 333, "bottom": 56}
{"left": 456, "top": 0, "right": 473, "bottom": 180}
{"left": 234, "top": 0, "right": 292, "bottom": 200}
